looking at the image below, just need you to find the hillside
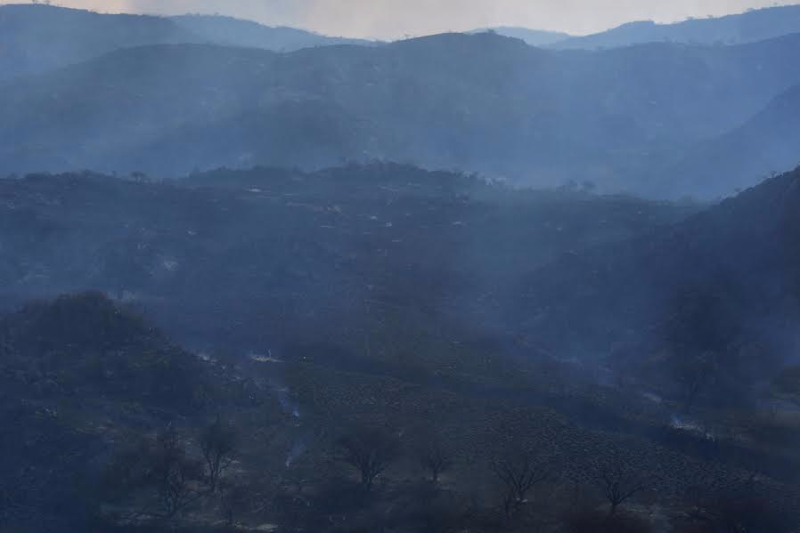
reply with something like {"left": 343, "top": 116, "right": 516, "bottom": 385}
{"left": 1, "top": 32, "right": 799, "bottom": 197}
{"left": 554, "top": 4, "right": 800, "bottom": 49}
{"left": 5, "top": 291, "right": 797, "bottom": 532}
{"left": 0, "top": 4, "right": 202, "bottom": 80}
{"left": 0, "top": 291, "right": 221, "bottom": 411}
{"left": 0, "top": 292, "right": 243, "bottom": 531}
{"left": 0, "top": 165, "right": 698, "bottom": 360}
{"left": 515, "top": 166, "right": 800, "bottom": 408}
{"left": 170, "top": 14, "right": 375, "bottom": 50}
{"left": 2, "top": 173, "right": 799, "bottom": 532}
{"left": 653, "top": 84, "right": 800, "bottom": 199}
{"left": 0, "top": 3, "right": 372, "bottom": 81}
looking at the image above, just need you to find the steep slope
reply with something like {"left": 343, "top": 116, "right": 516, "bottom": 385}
{"left": 515, "top": 166, "right": 800, "bottom": 399}
{"left": 654, "top": 85, "right": 800, "bottom": 199}
{"left": 1, "top": 31, "right": 799, "bottom": 197}
{"left": 554, "top": 4, "right": 800, "bottom": 49}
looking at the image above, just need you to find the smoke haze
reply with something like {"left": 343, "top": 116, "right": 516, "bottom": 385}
{"left": 3, "top": 0, "right": 797, "bottom": 37}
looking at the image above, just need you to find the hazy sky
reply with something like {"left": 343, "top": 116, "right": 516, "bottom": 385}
{"left": 9, "top": 0, "right": 799, "bottom": 38}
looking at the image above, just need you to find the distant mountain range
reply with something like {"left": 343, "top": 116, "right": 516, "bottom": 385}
{"left": 1, "top": 3, "right": 799, "bottom": 198}
{"left": 479, "top": 5, "right": 800, "bottom": 50}
{"left": 0, "top": 3, "right": 373, "bottom": 80}
{"left": 1, "top": 28, "right": 799, "bottom": 198}
{"left": 170, "top": 14, "right": 375, "bottom": 50}
{"left": 549, "top": 4, "right": 800, "bottom": 49}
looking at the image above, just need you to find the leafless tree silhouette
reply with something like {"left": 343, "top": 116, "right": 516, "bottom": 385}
{"left": 594, "top": 453, "right": 647, "bottom": 516}
{"left": 200, "top": 417, "right": 237, "bottom": 492}
{"left": 419, "top": 440, "right": 453, "bottom": 484}
{"left": 337, "top": 427, "right": 399, "bottom": 492}
{"left": 491, "top": 451, "right": 550, "bottom": 518}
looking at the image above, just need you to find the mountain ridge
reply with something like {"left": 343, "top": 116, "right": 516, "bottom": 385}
{"left": 472, "top": 26, "right": 572, "bottom": 46}
{"left": 552, "top": 4, "right": 800, "bottom": 49}
{"left": 0, "top": 3, "right": 374, "bottom": 81}
{"left": 1, "top": 31, "right": 799, "bottom": 197}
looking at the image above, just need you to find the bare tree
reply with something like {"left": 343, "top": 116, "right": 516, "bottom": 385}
{"left": 491, "top": 452, "right": 550, "bottom": 518}
{"left": 594, "top": 453, "right": 647, "bottom": 516}
{"left": 337, "top": 427, "right": 399, "bottom": 492}
{"left": 199, "top": 417, "right": 237, "bottom": 492}
{"left": 151, "top": 427, "right": 201, "bottom": 518}
{"left": 419, "top": 440, "right": 453, "bottom": 484}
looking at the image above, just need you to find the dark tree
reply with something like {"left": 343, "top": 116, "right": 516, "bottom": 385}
{"left": 491, "top": 452, "right": 550, "bottom": 518}
{"left": 199, "top": 417, "right": 237, "bottom": 492}
{"left": 337, "top": 427, "right": 399, "bottom": 492}
{"left": 594, "top": 453, "right": 646, "bottom": 516}
{"left": 419, "top": 440, "right": 453, "bottom": 484}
